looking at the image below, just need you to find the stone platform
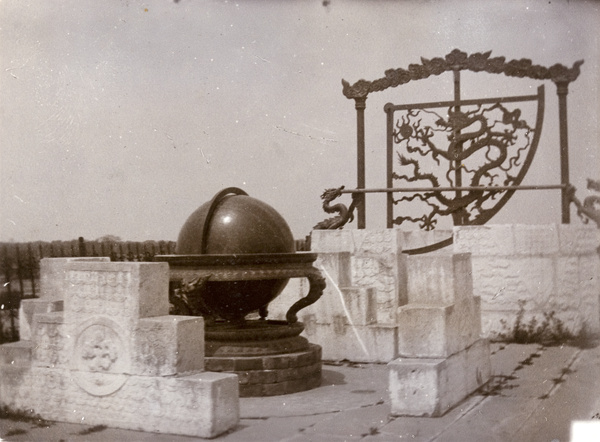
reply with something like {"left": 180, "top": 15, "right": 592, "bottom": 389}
{"left": 0, "top": 259, "right": 239, "bottom": 439}
{"left": 3, "top": 341, "right": 599, "bottom": 441}
{"left": 274, "top": 229, "right": 492, "bottom": 416}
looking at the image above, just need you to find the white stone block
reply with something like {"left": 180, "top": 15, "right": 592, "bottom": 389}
{"left": 396, "top": 300, "right": 480, "bottom": 358}
{"left": 1, "top": 258, "right": 240, "bottom": 438}
{"left": 302, "top": 321, "right": 398, "bottom": 363}
{"left": 317, "top": 252, "right": 352, "bottom": 287}
{"left": 340, "top": 287, "right": 377, "bottom": 326}
{"left": 0, "top": 341, "right": 32, "bottom": 366}
{"left": 389, "top": 357, "right": 443, "bottom": 416}
{"left": 310, "top": 229, "right": 356, "bottom": 253}
{"left": 558, "top": 225, "right": 600, "bottom": 255}
{"left": 40, "top": 257, "right": 110, "bottom": 300}
{"left": 31, "top": 312, "right": 69, "bottom": 368}
{"left": 512, "top": 224, "right": 559, "bottom": 255}
{"left": 472, "top": 256, "right": 554, "bottom": 308}
{"left": 578, "top": 255, "right": 600, "bottom": 335}
{"left": 311, "top": 229, "right": 405, "bottom": 256}
{"left": 351, "top": 229, "right": 405, "bottom": 256}
{"left": 18, "top": 298, "right": 63, "bottom": 341}
{"left": 388, "top": 339, "right": 490, "bottom": 417}
{"left": 406, "top": 253, "right": 473, "bottom": 305}
{"left": 555, "top": 256, "right": 582, "bottom": 303}
{"left": 400, "top": 229, "right": 453, "bottom": 251}
{"left": 63, "top": 261, "right": 170, "bottom": 327}
{"left": 133, "top": 316, "right": 204, "bottom": 376}
{"left": 453, "top": 224, "right": 515, "bottom": 256}
{"left": 0, "top": 366, "right": 239, "bottom": 439}
{"left": 352, "top": 255, "right": 398, "bottom": 323}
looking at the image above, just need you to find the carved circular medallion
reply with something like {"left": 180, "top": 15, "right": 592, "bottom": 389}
{"left": 72, "top": 317, "right": 129, "bottom": 396}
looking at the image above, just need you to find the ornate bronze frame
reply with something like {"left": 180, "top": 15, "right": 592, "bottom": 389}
{"left": 315, "top": 50, "right": 584, "bottom": 253}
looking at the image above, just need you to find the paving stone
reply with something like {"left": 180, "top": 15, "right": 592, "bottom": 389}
{"left": 503, "top": 345, "right": 580, "bottom": 398}
{"left": 512, "top": 343, "right": 600, "bottom": 442}
{"left": 489, "top": 342, "right": 541, "bottom": 376}
{"left": 433, "top": 396, "right": 541, "bottom": 441}
{"left": 240, "top": 363, "right": 389, "bottom": 418}
{"left": 216, "top": 416, "right": 323, "bottom": 442}
{"left": 378, "top": 395, "right": 483, "bottom": 441}
{"left": 304, "top": 403, "right": 390, "bottom": 439}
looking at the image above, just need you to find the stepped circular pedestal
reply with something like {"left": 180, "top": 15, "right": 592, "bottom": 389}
{"left": 203, "top": 320, "right": 321, "bottom": 397}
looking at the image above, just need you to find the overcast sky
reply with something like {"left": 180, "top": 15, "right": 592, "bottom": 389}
{"left": 1, "top": 0, "right": 598, "bottom": 242}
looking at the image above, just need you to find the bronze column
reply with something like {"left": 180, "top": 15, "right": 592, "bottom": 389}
{"left": 355, "top": 96, "right": 367, "bottom": 229}
{"left": 556, "top": 81, "right": 570, "bottom": 224}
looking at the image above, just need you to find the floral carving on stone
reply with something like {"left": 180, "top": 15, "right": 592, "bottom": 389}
{"left": 80, "top": 325, "right": 119, "bottom": 372}
{"left": 72, "top": 317, "right": 129, "bottom": 396}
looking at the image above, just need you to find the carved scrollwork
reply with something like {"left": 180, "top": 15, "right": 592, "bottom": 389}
{"left": 390, "top": 91, "right": 543, "bottom": 229}
{"left": 168, "top": 262, "right": 326, "bottom": 325}
{"left": 286, "top": 267, "right": 326, "bottom": 324}
{"left": 342, "top": 49, "right": 583, "bottom": 99}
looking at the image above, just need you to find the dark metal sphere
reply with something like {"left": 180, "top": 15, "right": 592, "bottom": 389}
{"left": 175, "top": 188, "right": 295, "bottom": 321}
{"left": 176, "top": 187, "right": 295, "bottom": 255}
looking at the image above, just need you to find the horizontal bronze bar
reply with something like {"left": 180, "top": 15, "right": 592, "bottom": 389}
{"left": 340, "top": 184, "right": 566, "bottom": 194}
{"left": 384, "top": 92, "right": 540, "bottom": 112}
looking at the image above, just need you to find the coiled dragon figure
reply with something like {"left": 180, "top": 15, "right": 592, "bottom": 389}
{"left": 313, "top": 186, "right": 358, "bottom": 230}
{"left": 568, "top": 179, "right": 600, "bottom": 229}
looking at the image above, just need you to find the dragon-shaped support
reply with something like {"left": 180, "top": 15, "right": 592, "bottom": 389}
{"left": 313, "top": 186, "right": 359, "bottom": 230}
{"left": 568, "top": 179, "right": 600, "bottom": 229}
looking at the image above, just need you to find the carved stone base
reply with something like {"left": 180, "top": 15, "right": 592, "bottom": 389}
{"left": 204, "top": 320, "right": 308, "bottom": 357}
{"left": 205, "top": 344, "right": 322, "bottom": 397}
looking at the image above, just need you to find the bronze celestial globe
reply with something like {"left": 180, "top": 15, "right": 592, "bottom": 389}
{"left": 175, "top": 187, "right": 296, "bottom": 321}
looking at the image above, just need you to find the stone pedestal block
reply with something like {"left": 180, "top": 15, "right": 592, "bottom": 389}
{"left": 340, "top": 287, "right": 377, "bottom": 326}
{"left": 317, "top": 252, "right": 352, "bottom": 287}
{"left": 405, "top": 253, "right": 473, "bottom": 305}
{"left": 18, "top": 298, "right": 63, "bottom": 341}
{"left": 31, "top": 311, "right": 68, "bottom": 368}
{"left": 396, "top": 298, "right": 482, "bottom": 358}
{"left": 39, "top": 257, "right": 110, "bottom": 300}
{"left": 0, "top": 259, "right": 240, "bottom": 439}
{"left": 0, "top": 341, "right": 32, "bottom": 366}
{"left": 303, "top": 320, "right": 399, "bottom": 363}
{"left": 312, "top": 229, "right": 408, "bottom": 322}
{"left": 0, "top": 366, "right": 239, "bottom": 438}
{"left": 132, "top": 316, "right": 205, "bottom": 376}
{"left": 388, "top": 339, "right": 491, "bottom": 417}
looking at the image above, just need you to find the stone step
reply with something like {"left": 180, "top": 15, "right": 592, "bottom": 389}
{"left": 388, "top": 338, "right": 491, "bottom": 417}
{"left": 396, "top": 299, "right": 482, "bottom": 358}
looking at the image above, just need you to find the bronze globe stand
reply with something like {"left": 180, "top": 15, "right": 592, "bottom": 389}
{"left": 156, "top": 188, "right": 326, "bottom": 396}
